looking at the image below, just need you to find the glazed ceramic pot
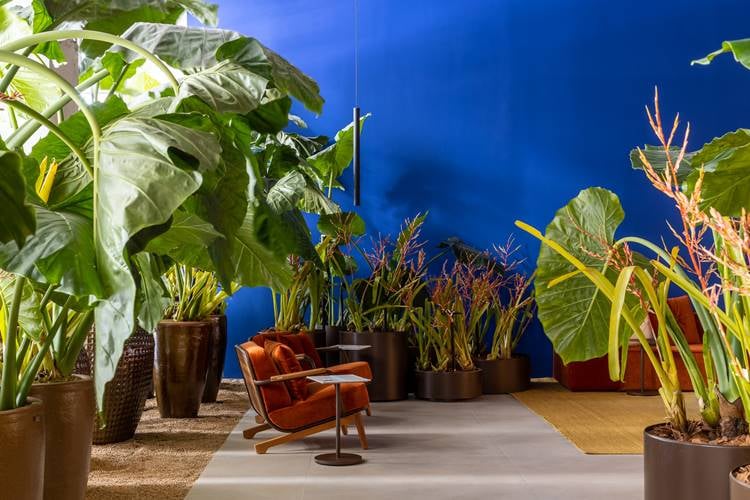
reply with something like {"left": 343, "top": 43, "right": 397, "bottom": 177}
{"left": 202, "top": 314, "right": 228, "bottom": 403}
{"left": 0, "top": 398, "right": 45, "bottom": 500}
{"left": 475, "top": 355, "right": 530, "bottom": 394}
{"left": 415, "top": 369, "right": 483, "bottom": 401}
{"left": 339, "top": 330, "right": 408, "bottom": 401}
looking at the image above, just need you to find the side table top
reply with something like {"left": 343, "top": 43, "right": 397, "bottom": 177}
{"left": 307, "top": 374, "right": 371, "bottom": 384}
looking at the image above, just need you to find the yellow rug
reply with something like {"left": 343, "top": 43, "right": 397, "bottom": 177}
{"left": 512, "top": 381, "right": 699, "bottom": 454}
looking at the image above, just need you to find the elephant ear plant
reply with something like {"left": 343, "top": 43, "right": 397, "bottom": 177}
{"left": 0, "top": 17, "right": 328, "bottom": 413}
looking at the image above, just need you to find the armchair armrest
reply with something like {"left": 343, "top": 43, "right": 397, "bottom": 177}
{"left": 254, "top": 367, "right": 328, "bottom": 386}
{"left": 295, "top": 353, "right": 317, "bottom": 369}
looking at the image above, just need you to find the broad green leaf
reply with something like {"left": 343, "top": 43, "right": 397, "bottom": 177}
{"left": 217, "top": 37, "right": 324, "bottom": 114}
{"left": 177, "top": 61, "right": 268, "bottom": 114}
{"left": 116, "top": 22, "right": 240, "bottom": 70}
{"left": 308, "top": 114, "right": 370, "bottom": 187}
{"left": 629, "top": 145, "right": 696, "bottom": 184}
{"left": 0, "top": 274, "right": 44, "bottom": 341}
{"left": 0, "top": 151, "right": 36, "bottom": 247}
{"left": 11, "top": 0, "right": 65, "bottom": 61}
{"left": 244, "top": 95, "right": 292, "bottom": 134}
{"left": 231, "top": 207, "right": 292, "bottom": 290}
{"left": 145, "top": 211, "right": 221, "bottom": 256}
{"left": 535, "top": 187, "right": 633, "bottom": 364}
{"left": 93, "top": 114, "right": 220, "bottom": 410}
{"left": 132, "top": 253, "right": 168, "bottom": 332}
{"left": 267, "top": 171, "right": 306, "bottom": 213}
{"left": 686, "top": 129, "right": 750, "bottom": 216}
{"left": 692, "top": 38, "right": 750, "bottom": 70}
{"left": 318, "top": 212, "right": 366, "bottom": 238}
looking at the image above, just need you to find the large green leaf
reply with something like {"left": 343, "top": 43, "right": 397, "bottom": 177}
{"left": 307, "top": 114, "right": 370, "bottom": 188}
{"left": 217, "top": 37, "right": 324, "bottom": 114}
{"left": 231, "top": 207, "right": 292, "bottom": 290}
{"left": 93, "top": 114, "right": 220, "bottom": 410}
{"left": 0, "top": 274, "right": 44, "bottom": 341}
{"left": 692, "top": 38, "right": 750, "bottom": 70}
{"left": 318, "top": 212, "right": 366, "bottom": 238}
{"left": 629, "top": 145, "right": 696, "bottom": 184}
{"left": 535, "top": 187, "right": 630, "bottom": 364}
{"left": 177, "top": 61, "right": 268, "bottom": 114}
{"left": 0, "top": 151, "right": 36, "bottom": 247}
{"left": 132, "top": 252, "right": 169, "bottom": 332}
{"left": 0, "top": 205, "right": 101, "bottom": 299}
{"left": 685, "top": 129, "right": 750, "bottom": 216}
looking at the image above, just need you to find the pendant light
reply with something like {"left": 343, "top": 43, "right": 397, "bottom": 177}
{"left": 352, "top": 0, "right": 361, "bottom": 206}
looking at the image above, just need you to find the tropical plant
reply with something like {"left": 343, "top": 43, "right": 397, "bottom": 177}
{"left": 343, "top": 214, "right": 429, "bottom": 333}
{"left": 0, "top": 8, "right": 331, "bottom": 411}
{"left": 164, "top": 265, "right": 236, "bottom": 322}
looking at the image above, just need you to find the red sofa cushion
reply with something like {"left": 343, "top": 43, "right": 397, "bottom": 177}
{"left": 264, "top": 340, "right": 307, "bottom": 401}
{"left": 238, "top": 341, "right": 291, "bottom": 412}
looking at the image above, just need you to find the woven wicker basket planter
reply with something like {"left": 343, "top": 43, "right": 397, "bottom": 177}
{"left": 76, "top": 327, "right": 154, "bottom": 444}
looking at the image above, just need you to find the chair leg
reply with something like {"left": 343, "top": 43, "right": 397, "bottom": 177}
{"left": 243, "top": 423, "right": 271, "bottom": 439}
{"left": 255, "top": 414, "right": 265, "bottom": 424}
{"left": 365, "top": 405, "right": 372, "bottom": 417}
{"left": 353, "top": 412, "right": 368, "bottom": 450}
{"left": 254, "top": 416, "right": 355, "bottom": 454}
{"left": 341, "top": 424, "right": 348, "bottom": 435}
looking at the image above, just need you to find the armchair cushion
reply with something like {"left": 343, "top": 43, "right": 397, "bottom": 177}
{"left": 264, "top": 340, "right": 307, "bottom": 401}
{"left": 268, "top": 381, "right": 370, "bottom": 431}
{"left": 327, "top": 361, "right": 372, "bottom": 380}
{"left": 240, "top": 341, "right": 291, "bottom": 412}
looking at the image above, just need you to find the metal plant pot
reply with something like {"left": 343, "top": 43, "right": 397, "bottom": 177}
{"left": 306, "top": 328, "right": 326, "bottom": 348}
{"left": 30, "top": 375, "right": 94, "bottom": 500}
{"left": 155, "top": 320, "right": 211, "bottom": 418}
{"left": 340, "top": 330, "right": 408, "bottom": 401}
{"left": 324, "top": 325, "right": 341, "bottom": 366}
{"left": 475, "top": 355, "right": 530, "bottom": 394}
{"left": 415, "top": 369, "right": 483, "bottom": 401}
{"left": 731, "top": 465, "right": 750, "bottom": 500}
{"left": 645, "top": 424, "right": 750, "bottom": 500}
{"left": 0, "top": 398, "right": 45, "bottom": 500}
{"left": 202, "top": 314, "right": 228, "bottom": 403}
{"left": 77, "top": 327, "right": 154, "bottom": 444}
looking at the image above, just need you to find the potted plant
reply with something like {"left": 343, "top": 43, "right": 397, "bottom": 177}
{"left": 156, "top": 265, "right": 234, "bottom": 418}
{"left": 473, "top": 240, "right": 535, "bottom": 394}
{"left": 411, "top": 262, "right": 483, "bottom": 401}
{"left": 517, "top": 75, "right": 750, "bottom": 498}
{"left": 339, "top": 215, "right": 428, "bottom": 401}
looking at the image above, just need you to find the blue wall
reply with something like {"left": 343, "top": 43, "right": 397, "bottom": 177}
{"left": 214, "top": 0, "right": 750, "bottom": 379}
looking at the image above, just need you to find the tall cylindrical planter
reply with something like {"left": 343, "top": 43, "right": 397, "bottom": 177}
{"left": 202, "top": 314, "right": 228, "bottom": 403}
{"left": 339, "top": 330, "right": 408, "bottom": 401}
{"left": 306, "top": 328, "right": 326, "bottom": 349}
{"left": 77, "top": 327, "right": 154, "bottom": 444}
{"left": 30, "top": 375, "right": 94, "bottom": 500}
{"left": 644, "top": 424, "right": 750, "bottom": 500}
{"left": 155, "top": 320, "right": 211, "bottom": 418}
{"left": 0, "top": 398, "right": 45, "bottom": 500}
{"left": 415, "top": 369, "right": 483, "bottom": 401}
{"left": 324, "top": 325, "right": 340, "bottom": 366}
{"left": 731, "top": 466, "right": 750, "bottom": 500}
{"left": 475, "top": 355, "right": 530, "bottom": 394}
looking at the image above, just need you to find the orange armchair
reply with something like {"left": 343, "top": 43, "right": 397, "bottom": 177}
{"left": 235, "top": 341, "right": 370, "bottom": 454}
{"left": 253, "top": 331, "right": 373, "bottom": 381}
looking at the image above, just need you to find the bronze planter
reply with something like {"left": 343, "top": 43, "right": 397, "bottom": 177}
{"left": 731, "top": 466, "right": 750, "bottom": 500}
{"left": 415, "top": 369, "right": 483, "bottom": 401}
{"left": 77, "top": 327, "right": 154, "bottom": 444}
{"left": 340, "top": 330, "right": 408, "bottom": 401}
{"left": 202, "top": 314, "right": 228, "bottom": 403}
{"left": 30, "top": 375, "right": 94, "bottom": 500}
{"left": 306, "top": 328, "right": 326, "bottom": 348}
{"left": 324, "top": 325, "right": 341, "bottom": 366}
{"left": 475, "top": 355, "right": 530, "bottom": 394}
{"left": 645, "top": 424, "right": 750, "bottom": 500}
{"left": 0, "top": 398, "right": 45, "bottom": 500}
{"left": 155, "top": 320, "right": 211, "bottom": 418}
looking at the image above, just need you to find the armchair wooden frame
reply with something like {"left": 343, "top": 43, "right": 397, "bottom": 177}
{"left": 236, "top": 345, "right": 369, "bottom": 455}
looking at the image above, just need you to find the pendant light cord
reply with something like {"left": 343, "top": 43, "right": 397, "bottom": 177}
{"left": 354, "top": 0, "right": 359, "bottom": 106}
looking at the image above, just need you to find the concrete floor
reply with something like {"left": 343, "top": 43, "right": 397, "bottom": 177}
{"left": 186, "top": 395, "right": 642, "bottom": 500}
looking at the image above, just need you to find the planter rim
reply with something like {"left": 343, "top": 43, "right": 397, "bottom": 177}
{"left": 474, "top": 354, "right": 528, "bottom": 362}
{"left": 31, "top": 373, "right": 91, "bottom": 387}
{"left": 645, "top": 423, "right": 750, "bottom": 450}
{"left": 341, "top": 330, "right": 407, "bottom": 335}
{"left": 159, "top": 319, "right": 212, "bottom": 327}
{"left": 0, "top": 396, "right": 43, "bottom": 416}
{"left": 415, "top": 368, "right": 483, "bottom": 375}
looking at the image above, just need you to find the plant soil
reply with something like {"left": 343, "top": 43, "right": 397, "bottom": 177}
{"left": 651, "top": 421, "right": 750, "bottom": 446}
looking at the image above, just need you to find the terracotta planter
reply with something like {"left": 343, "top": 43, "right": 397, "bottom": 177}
{"left": 30, "top": 375, "right": 94, "bottom": 500}
{"left": 77, "top": 327, "right": 154, "bottom": 444}
{"left": 202, "top": 314, "right": 228, "bottom": 403}
{"left": 475, "top": 355, "right": 530, "bottom": 394}
{"left": 155, "top": 320, "right": 211, "bottom": 418}
{"left": 415, "top": 369, "right": 483, "bottom": 401}
{"left": 731, "top": 465, "right": 750, "bottom": 500}
{"left": 0, "top": 398, "right": 45, "bottom": 500}
{"left": 340, "top": 330, "right": 408, "bottom": 401}
{"left": 644, "top": 424, "right": 750, "bottom": 500}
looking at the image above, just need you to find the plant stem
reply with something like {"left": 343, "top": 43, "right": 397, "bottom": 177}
{"left": 0, "top": 278, "right": 25, "bottom": 410}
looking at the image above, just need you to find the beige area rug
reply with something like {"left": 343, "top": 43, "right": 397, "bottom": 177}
{"left": 512, "top": 380, "right": 699, "bottom": 454}
{"left": 86, "top": 380, "right": 250, "bottom": 500}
